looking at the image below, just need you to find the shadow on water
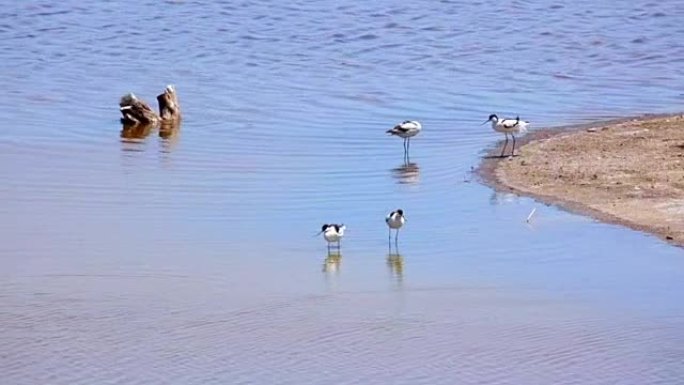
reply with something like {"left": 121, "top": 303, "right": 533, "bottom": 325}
{"left": 391, "top": 161, "right": 420, "bottom": 185}
{"left": 482, "top": 154, "right": 513, "bottom": 160}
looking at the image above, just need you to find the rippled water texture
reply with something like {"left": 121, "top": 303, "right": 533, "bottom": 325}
{"left": 2, "top": 1, "right": 684, "bottom": 384}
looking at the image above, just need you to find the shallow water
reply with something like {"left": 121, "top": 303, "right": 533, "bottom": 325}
{"left": 2, "top": 1, "right": 684, "bottom": 383}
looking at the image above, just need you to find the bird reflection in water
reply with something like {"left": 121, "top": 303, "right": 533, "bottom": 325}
{"left": 391, "top": 161, "right": 420, "bottom": 185}
{"left": 387, "top": 253, "right": 404, "bottom": 285}
{"left": 489, "top": 190, "right": 520, "bottom": 206}
{"left": 322, "top": 253, "right": 342, "bottom": 274}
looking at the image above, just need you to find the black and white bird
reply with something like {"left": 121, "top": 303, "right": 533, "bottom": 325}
{"left": 483, "top": 114, "right": 529, "bottom": 157}
{"left": 386, "top": 120, "right": 422, "bottom": 159}
{"left": 385, "top": 209, "right": 406, "bottom": 246}
{"left": 318, "top": 224, "right": 346, "bottom": 252}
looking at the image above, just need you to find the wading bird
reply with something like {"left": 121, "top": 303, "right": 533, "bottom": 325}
{"left": 385, "top": 209, "right": 406, "bottom": 247}
{"left": 387, "top": 120, "right": 422, "bottom": 159}
{"left": 483, "top": 114, "right": 529, "bottom": 157}
{"left": 317, "top": 224, "right": 345, "bottom": 253}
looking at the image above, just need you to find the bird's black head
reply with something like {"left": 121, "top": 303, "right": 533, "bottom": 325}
{"left": 396, "top": 209, "right": 404, "bottom": 216}
{"left": 488, "top": 114, "right": 498, "bottom": 121}
{"left": 321, "top": 224, "right": 329, "bottom": 232}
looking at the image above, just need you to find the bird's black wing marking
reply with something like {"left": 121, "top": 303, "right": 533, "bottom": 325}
{"left": 394, "top": 125, "right": 410, "bottom": 132}
{"left": 503, "top": 120, "right": 519, "bottom": 129}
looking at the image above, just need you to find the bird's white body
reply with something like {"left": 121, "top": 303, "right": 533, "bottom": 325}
{"left": 385, "top": 211, "right": 405, "bottom": 229}
{"left": 490, "top": 116, "right": 529, "bottom": 135}
{"left": 387, "top": 120, "right": 422, "bottom": 138}
{"left": 322, "top": 224, "right": 345, "bottom": 243}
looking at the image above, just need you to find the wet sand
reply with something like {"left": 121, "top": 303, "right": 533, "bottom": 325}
{"left": 479, "top": 113, "right": 684, "bottom": 247}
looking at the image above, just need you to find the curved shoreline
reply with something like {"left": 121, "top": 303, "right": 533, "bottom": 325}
{"left": 477, "top": 113, "right": 684, "bottom": 247}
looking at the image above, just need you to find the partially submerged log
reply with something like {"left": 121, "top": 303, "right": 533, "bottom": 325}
{"left": 119, "top": 93, "right": 159, "bottom": 126}
{"left": 157, "top": 85, "right": 182, "bottom": 122}
{"left": 119, "top": 85, "right": 181, "bottom": 139}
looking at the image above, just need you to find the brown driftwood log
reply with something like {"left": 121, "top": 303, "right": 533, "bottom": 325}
{"left": 157, "top": 85, "right": 182, "bottom": 122}
{"left": 119, "top": 85, "right": 181, "bottom": 139}
{"left": 119, "top": 93, "right": 159, "bottom": 126}
{"left": 156, "top": 85, "right": 182, "bottom": 139}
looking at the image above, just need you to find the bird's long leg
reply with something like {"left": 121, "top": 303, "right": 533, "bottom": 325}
{"left": 408, "top": 138, "right": 413, "bottom": 162}
{"left": 511, "top": 134, "right": 516, "bottom": 157}
{"left": 394, "top": 229, "right": 399, "bottom": 247}
{"left": 327, "top": 242, "right": 331, "bottom": 255}
{"left": 500, "top": 133, "right": 509, "bottom": 157}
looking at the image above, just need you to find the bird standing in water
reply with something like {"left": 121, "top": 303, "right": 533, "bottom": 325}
{"left": 385, "top": 209, "right": 406, "bottom": 248}
{"left": 483, "top": 114, "right": 529, "bottom": 157}
{"left": 318, "top": 224, "right": 346, "bottom": 254}
{"left": 387, "top": 120, "right": 422, "bottom": 160}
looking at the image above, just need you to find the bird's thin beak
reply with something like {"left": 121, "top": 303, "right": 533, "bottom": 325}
{"left": 313, "top": 231, "right": 323, "bottom": 237}
{"left": 480, "top": 120, "right": 489, "bottom": 125}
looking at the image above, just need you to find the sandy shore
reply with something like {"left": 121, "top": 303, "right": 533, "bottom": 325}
{"left": 478, "top": 113, "right": 684, "bottom": 247}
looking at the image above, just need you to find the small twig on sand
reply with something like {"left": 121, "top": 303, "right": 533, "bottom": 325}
{"left": 526, "top": 208, "right": 537, "bottom": 223}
